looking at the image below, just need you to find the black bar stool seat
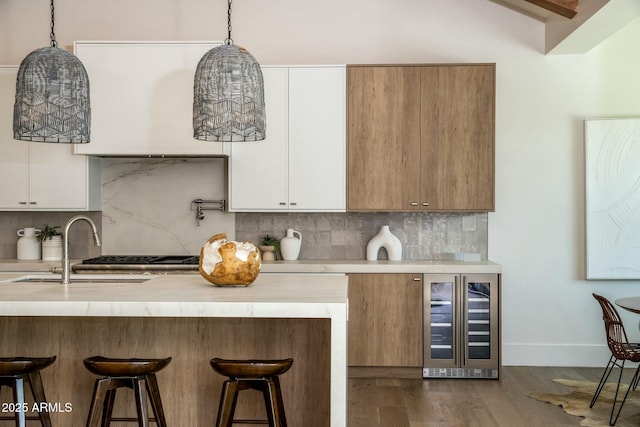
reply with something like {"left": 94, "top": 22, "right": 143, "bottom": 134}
{"left": 83, "top": 356, "right": 171, "bottom": 427}
{"left": 0, "top": 355, "right": 56, "bottom": 427}
{"left": 210, "top": 358, "right": 293, "bottom": 427}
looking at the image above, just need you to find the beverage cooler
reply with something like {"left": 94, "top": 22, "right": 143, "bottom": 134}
{"left": 423, "top": 273, "right": 500, "bottom": 379}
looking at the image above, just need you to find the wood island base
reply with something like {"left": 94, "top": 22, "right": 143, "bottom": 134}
{"left": 0, "top": 316, "right": 331, "bottom": 426}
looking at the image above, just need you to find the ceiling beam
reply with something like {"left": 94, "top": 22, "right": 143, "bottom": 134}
{"left": 524, "top": 0, "right": 578, "bottom": 18}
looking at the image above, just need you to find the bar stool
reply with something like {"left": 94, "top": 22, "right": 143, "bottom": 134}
{"left": 83, "top": 356, "right": 171, "bottom": 427}
{"left": 210, "top": 358, "right": 293, "bottom": 427}
{"left": 0, "top": 356, "right": 56, "bottom": 427}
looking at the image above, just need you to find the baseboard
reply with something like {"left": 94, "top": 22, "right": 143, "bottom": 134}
{"left": 502, "top": 343, "right": 613, "bottom": 367}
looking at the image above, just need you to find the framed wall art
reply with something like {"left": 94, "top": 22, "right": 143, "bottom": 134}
{"left": 585, "top": 117, "right": 640, "bottom": 279}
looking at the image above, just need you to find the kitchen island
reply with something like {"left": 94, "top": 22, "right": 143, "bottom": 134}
{"left": 0, "top": 273, "right": 348, "bottom": 427}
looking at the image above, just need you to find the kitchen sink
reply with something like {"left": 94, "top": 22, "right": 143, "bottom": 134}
{"left": 2, "top": 274, "right": 153, "bottom": 284}
{"left": 13, "top": 278, "right": 150, "bottom": 283}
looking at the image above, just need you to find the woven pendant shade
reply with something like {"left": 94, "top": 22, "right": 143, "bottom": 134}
{"left": 14, "top": 47, "right": 91, "bottom": 143}
{"left": 193, "top": 44, "right": 265, "bottom": 142}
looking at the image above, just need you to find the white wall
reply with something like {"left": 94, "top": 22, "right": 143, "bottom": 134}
{"left": 2, "top": 0, "right": 639, "bottom": 366}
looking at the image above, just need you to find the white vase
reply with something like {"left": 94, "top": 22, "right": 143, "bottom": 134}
{"left": 366, "top": 225, "right": 402, "bottom": 261}
{"left": 42, "top": 236, "right": 63, "bottom": 261}
{"left": 280, "top": 229, "right": 302, "bottom": 261}
{"left": 259, "top": 245, "right": 275, "bottom": 261}
{"left": 17, "top": 227, "right": 41, "bottom": 260}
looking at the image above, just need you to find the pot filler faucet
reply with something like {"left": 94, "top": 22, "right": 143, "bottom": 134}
{"left": 62, "top": 215, "right": 101, "bottom": 284}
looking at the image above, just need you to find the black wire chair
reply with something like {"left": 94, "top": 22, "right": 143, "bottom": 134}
{"left": 591, "top": 293, "right": 640, "bottom": 426}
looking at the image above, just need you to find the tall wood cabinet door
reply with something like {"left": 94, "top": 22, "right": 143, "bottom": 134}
{"left": 228, "top": 67, "right": 289, "bottom": 211}
{"left": 347, "top": 66, "right": 422, "bottom": 211}
{"left": 420, "top": 65, "right": 495, "bottom": 211}
{"left": 0, "top": 67, "right": 29, "bottom": 209}
{"left": 348, "top": 273, "right": 423, "bottom": 367}
{"left": 288, "top": 67, "right": 346, "bottom": 211}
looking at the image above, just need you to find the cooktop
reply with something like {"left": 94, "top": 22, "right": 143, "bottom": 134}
{"left": 82, "top": 255, "right": 199, "bottom": 265}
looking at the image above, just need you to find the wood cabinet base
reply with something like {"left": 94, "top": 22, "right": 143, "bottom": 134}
{"left": 0, "top": 317, "right": 330, "bottom": 427}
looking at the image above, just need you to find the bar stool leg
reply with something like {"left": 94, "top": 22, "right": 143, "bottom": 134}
{"left": 256, "top": 381, "right": 273, "bottom": 427}
{"left": 12, "top": 377, "right": 26, "bottom": 427}
{"left": 133, "top": 378, "right": 149, "bottom": 427}
{"left": 27, "top": 371, "right": 53, "bottom": 427}
{"left": 261, "top": 378, "right": 287, "bottom": 427}
{"left": 271, "top": 376, "right": 287, "bottom": 427}
{"left": 102, "top": 388, "right": 117, "bottom": 427}
{"left": 144, "top": 374, "right": 167, "bottom": 427}
{"left": 215, "top": 380, "right": 240, "bottom": 427}
{"left": 86, "top": 378, "right": 111, "bottom": 427}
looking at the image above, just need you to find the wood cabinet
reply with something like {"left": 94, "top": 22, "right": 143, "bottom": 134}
{"left": 0, "top": 67, "right": 101, "bottom": 211}
{"left": 348, "top": 273, "right": 423, "bottom": 367}
{"left": 228, "top": 66, "right": 346, "bottom": 212}
{"left": 73, "top": 41, "right": 229, "bottom": 157}
{"left": 347, "top": 64, "right": 495, "bottom": 212}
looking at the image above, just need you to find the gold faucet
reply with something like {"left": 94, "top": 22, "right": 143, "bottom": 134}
{"left": 62, "top": 216, "right": 101, "bottom": 284}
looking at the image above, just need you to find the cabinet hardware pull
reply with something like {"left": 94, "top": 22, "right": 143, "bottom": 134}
{"left": 422, "top": 202, "right": 430, "bottom": 206}
{"left": 19, "top": 201, "right": 27, "bottom": 205}
{"left": 410, "top": 202, "right": 418, "bottom": 206}
{"left": 279, "top": 202, "right": 286, "bottom": 205}
{"left": 413, "top": 277, "right": 421, "bottom": 281}
{"left": 29, "top": 202, "right": 37, "bottom": 204}
{"left": 290, "top": 202, "right": 297, "bottom": 206}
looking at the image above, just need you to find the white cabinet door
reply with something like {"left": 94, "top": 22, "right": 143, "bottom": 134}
{"left": 0, "top": 66, "right": 101, "bottom": 211}
{"left": 29, "top": 144, "right": 90, "bottom": 209}
{"left": 288, "top": 67, "right": 346, "bottom": 210}
{"left": 228, "top": 67, "right": 289, "bottom": 211}
{"left": 0, "top": 142, "right": 29, "bottom": 209}
{"left": 74, "top": 41, "right": 228, "bottom": 156}
{"left": 0, "top": 67, "right": 29, "bottom": 209}
{"left": 228, "top": 66, "right": 346, "bottom": 212}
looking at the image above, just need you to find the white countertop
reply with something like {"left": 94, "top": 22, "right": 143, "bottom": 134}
{"left": 0, "top": 259, "right": 64, "bottom": 272}
{"left": 0, "top": 272, "right": 348, "bottom": 318}
{"left": 0, "top": 258, "right": 501, "bottom": 275}
{"left": 260, "top": 259, "right": 502, "bottom": 274}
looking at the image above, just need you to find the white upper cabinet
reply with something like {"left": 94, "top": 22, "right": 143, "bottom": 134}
{"left": 229, "top": 66, "right": 346, "bottom": 212}
{"left": 73, "top": 41, "right": 229, "bottom": 157}
{"left": 0, "top": 66, "right": 101, "bottom": 211}
{"left": 228, "top": 67, "right": 290, "bottom": 210}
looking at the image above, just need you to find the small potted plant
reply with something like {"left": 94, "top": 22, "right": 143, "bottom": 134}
{"left": 259, "top": 235, "right": 280, "bottom": 261}
{"left": 38, "top": 225, "right": 63, "bottom": 261}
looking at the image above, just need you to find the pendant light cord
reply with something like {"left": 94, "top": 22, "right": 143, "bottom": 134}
{"left": 49, "top": 0, "right": 57, "bottom": 48}
{"left": 225, "top": 0, "right": 233, "bottom": 45}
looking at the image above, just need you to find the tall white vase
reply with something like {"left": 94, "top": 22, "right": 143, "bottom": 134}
{"left": 366, "top": 225, "right": 402, "bottom": 261}
{"left": 17, "top": 228, "right": 41, "bottom": 260}
{"left": 280, "top": 229, "right": 302, "bottom": 261}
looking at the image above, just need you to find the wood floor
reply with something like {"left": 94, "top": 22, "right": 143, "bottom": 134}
{"left": 348, "top": 366, "right": 607, "bottom": 426}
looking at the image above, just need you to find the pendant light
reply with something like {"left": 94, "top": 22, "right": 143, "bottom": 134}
{"left": 193, "top": 0, "right": 265, "bottom": 142}
{"left": 13, "top": 0, "right": 90, "bottom": 143}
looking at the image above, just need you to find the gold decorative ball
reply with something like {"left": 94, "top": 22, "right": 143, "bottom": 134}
{"left": 199, "top": 233, "right": 261, "bottom": 286}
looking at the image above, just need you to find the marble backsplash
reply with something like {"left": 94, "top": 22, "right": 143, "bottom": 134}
{"left": 0, "top": 158, "right": 488, "bottom": 260}
{"left": 100, "top": 157, "right": 234, "bottom": 255}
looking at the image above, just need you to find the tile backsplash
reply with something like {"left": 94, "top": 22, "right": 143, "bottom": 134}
{"left": 0, "top": 211, "right": 102, "bottom": 259}
{"left": 235, "top": 212, "right": 488, "bottom": 260}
